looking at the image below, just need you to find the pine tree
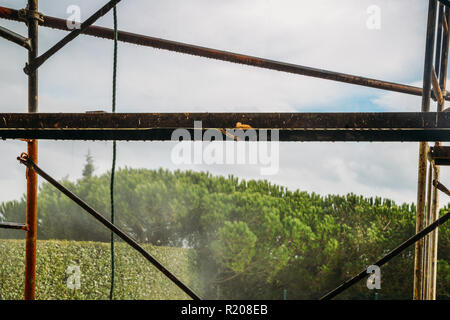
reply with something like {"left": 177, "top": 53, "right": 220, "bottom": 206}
{"left": 82, "top": 150, "right": 95, "bottom": 178}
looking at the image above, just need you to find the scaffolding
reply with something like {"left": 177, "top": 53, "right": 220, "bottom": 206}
{"left": 0, "top": 0, "right": 450, "bottom": 300}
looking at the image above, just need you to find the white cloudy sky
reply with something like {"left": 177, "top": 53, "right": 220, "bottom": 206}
{"left": 0, "top": 0, "right": 449, "bottom": 205}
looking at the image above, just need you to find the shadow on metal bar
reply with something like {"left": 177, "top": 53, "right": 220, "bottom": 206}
{"left": 16, "top": 152, "right": 201, "bottom": 300}
{"left": 3, "top": 129, "right": 450, "bottom": 142}
{"left": 1, "top": 112, "right": 450, "bottom": 142}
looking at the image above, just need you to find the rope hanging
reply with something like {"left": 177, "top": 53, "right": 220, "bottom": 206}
{"left": 109, "top": 5, "right": 118, "bottom": 300}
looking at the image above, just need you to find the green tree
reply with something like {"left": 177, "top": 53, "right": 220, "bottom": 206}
{"left": 82, "top": 150, "right": 95, "bottom": 179}
{"left": 0, "top": 168, "right": 448, "bottom": 300}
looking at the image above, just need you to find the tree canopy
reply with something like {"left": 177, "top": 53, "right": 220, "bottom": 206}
{"left": 1, "top": 158, "right": 449, "bottom": 299}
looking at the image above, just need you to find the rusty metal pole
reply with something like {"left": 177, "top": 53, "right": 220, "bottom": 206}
{"left": 435, "top": 4, "right": 444, "bottom": 79}
{"left": 429, "top": 6, "right": 450, "bottom": 301}
{"left": 423, "top": 4, "right": 444, "bottom": 300}
{"left": 423, "top": 163, "right": 433, "bottom": 299}
{"left": 429, "top": 164, "right": 440, "bottom": 300}
{"left": 414, "top": 0, "right": 437, "bottom": 301}
{"left": 24, "top": 0, "right": 38, "bottom": 300}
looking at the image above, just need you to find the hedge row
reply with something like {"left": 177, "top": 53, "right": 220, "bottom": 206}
{"left": 0, "top": 240, "right": 199, "bottom": 300}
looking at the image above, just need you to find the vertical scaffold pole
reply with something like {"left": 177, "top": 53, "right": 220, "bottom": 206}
{"left": 414, "top": 0, "right": 437, "bottom": 301}
{"left": 429, "top": 5, "right": 450, "bottom": 301}
{"left": 423, "top": 163, "right": 433, "bottom": 298}
{"left": 424, "top": 3, "right": 444, "bottom": 300}
{"left": 24, "top": 0, "right": 39, "bottom": 300}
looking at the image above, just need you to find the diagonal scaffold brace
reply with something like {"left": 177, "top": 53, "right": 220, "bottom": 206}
{"left": 17, "top": 152, "right": 201, "bottom": 300}
{"left": 321, "top": 179, "right": 450, "bottom": 300}
{"left": 24, "top": 0, "right": 123, "bottom": 75}
{"left": 433, "top": 179, "right": 450, "bottom": 196}
{"left": 320, "top": 208, "right": 450, "bottom": 300}
{"left": 0, "top": 25, "right": 31, "bottom": 50}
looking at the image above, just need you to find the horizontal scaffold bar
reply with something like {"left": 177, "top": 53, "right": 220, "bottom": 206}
{"left": 0, "top": 112, "right": 449, "bottom": 142}
{"left": 429, "top": 146, "right": 450, "bottom": 165}
{"left": 0, "top": 222, "right": 28, "bottom": 231}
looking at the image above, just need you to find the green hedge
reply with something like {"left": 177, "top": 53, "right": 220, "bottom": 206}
{"left": 0, "top": 240, "right": 199, "bottom": 300}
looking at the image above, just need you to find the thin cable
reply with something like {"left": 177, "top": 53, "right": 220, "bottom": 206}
{"left": 109, "top": 6, "right": 118, "bottom": 301}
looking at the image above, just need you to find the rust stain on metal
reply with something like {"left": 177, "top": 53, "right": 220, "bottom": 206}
{"left": 24, "top": 140, "right": 38, "bottom": 300}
